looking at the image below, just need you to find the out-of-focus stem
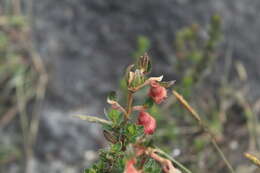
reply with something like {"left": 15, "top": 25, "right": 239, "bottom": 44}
{"left": 244, "top": 153, "right": 260, "bottom": 168}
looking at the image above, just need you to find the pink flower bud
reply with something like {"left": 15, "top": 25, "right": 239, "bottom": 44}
{"left": 144, "top": 118, "right": 156, "bottom": 135}
{"left": 138, "top": 111, "right": 156, "bottom": 135}
{"left": 124, "top": 159, "right": 140, "bottom": 173}
{"left": 148, "top": 81, "right": 167, "bottom": 104}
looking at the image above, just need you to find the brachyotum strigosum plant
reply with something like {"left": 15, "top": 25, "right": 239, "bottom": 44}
{"left": 75, "top": 53, "right": 191, "bottom": 173}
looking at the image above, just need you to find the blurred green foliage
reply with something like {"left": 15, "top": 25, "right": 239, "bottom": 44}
{"left": 174, "top": 15, "right": 221, "bottom": 96}
{"left": 0, "top": 15, "right": 34, "bottom": 119}
{"left": 0, "top": 14, "right": 44, "bottom": 170}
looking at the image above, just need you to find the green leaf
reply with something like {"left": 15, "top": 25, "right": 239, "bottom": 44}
{"left": 117, "top": 158, "right": 125, "bottom": 171}
{"left": 111, "top": 143, "right": 122, "bottom": 152}
{"left": 127, "top": 124, "right": 137, "bottom": 136}
{"left": 125, "top": 124, "right": 144, "bottom": 143}
{"left": 107, "top": 91, "right": 117, "bottom": 102}
{"left": 144, "top": 98, "right": 154, "bottom": 109}
{"left": 84, "top": 168, "right": 97, "bottom": 173}
{"left": 108, "top": 109, "right": 122, "bottom": 124}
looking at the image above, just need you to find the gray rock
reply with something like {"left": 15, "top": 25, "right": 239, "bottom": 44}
{"left": 18, "top": 0, "right": 260, "bottom": 172}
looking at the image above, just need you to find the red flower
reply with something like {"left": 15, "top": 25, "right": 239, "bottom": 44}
{"left": 138, "top": 111, "right": 156, "bottom": 135}
{"left": 148, "top": 81, "right": 167, "bottom": 104}
{"left": 124, "top": 159, "right": 140, "bottom": 173}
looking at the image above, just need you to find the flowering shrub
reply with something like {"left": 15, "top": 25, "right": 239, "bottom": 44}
{"left": 76, "top": 53, "right": 189, "bottom": 173}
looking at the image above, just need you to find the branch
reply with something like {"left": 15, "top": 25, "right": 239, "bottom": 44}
{"left": 73, "top": 115, "right": 112, "bottom": 125}
{"left": 244, "top": 153, "right": 260, "bottom": 168}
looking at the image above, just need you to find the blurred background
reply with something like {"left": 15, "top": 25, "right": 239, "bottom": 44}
{"left": 1, "top": 0, "right": 260, "bottom": 173}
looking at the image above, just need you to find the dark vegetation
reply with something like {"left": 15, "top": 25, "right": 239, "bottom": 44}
{"left": 0, "top": 4, "right": 47, "bottom": 172}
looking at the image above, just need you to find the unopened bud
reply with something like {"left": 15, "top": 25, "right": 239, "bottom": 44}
{"left": 138, "top": 111, "right": 156, "bottom": 135}
{"left": 148, "top": 81, "right": 167, "bottom": 104}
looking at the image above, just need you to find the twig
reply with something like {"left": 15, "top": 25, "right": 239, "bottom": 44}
{"left": 172, "top": 91, "right": 201, "bottom": 124}
{"left": 126, "top": 91, "right": 134, "bottom": 119}
{"left": 244, "top": 153, "right": 260, "bottom": 168}
{"left": 16, "top": 82, "right": 30, "bottom": 173}
{"left": 25, "top": 54, "right": 48, "bottom": 173}
{"left": 172, "top": 90, "right": 235, "bottom": 173}
{"left": 27, "top": 73, "right": 47, "bottom": 148}
{"left": 73, "top": 115, "right": 112, "bottom": 125}
{"left": 0, "top": 106, "right": 18, "bottom": 128}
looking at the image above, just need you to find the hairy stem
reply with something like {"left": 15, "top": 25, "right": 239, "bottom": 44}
{"left": 126, "top": 91, "right": 134, "bottom": 119}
